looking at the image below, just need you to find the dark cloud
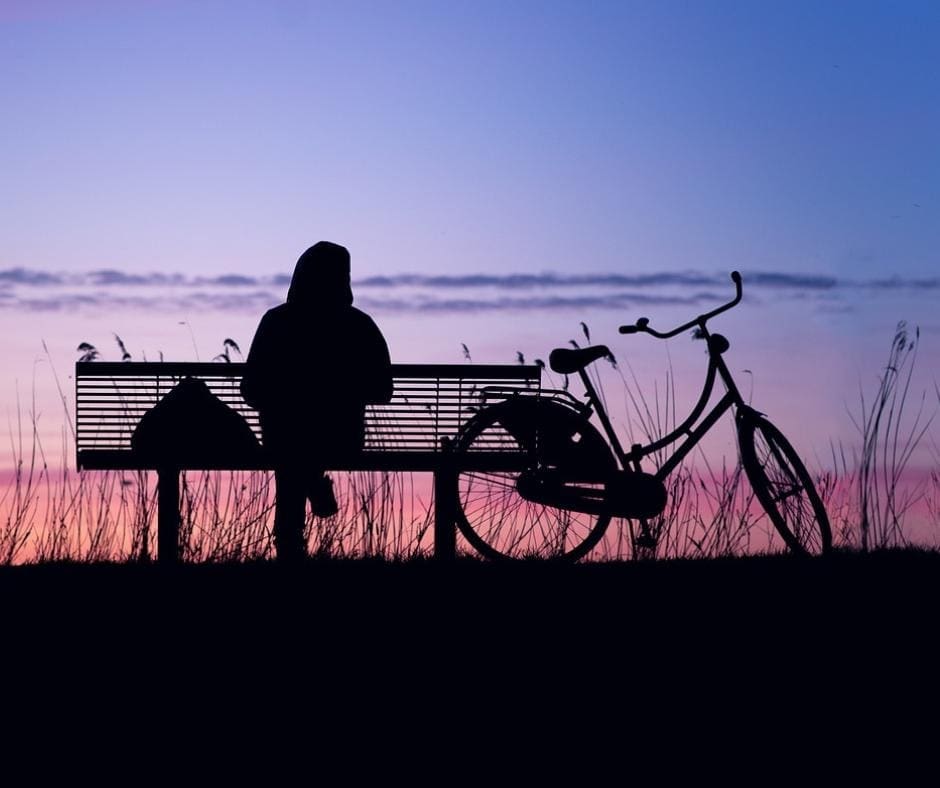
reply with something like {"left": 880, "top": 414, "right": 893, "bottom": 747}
{"left": 0, "top": 267, "right": 63, "bottom": 285}
{"left": 747, "top": 272, "right": 838, "bottom": 290}
{"left": 0, "top": 265, "right": 935, "bottom": 315}
{"left": 354, "top": 272, "right": 721, "bottom": 289}
{"left": 86, "top": 269, "right": 186, "bottom": 286}
{"left": 183, "top": 290, "right": 280, "bottom": 311}
{"left": 0, "top": 287, "right": 720, "bottom": 315}
{"left": 9, "top": 290, "right": 280, "bottom": 314}
{"left": 394, "top": 291, "right": 722, "bottom": 314}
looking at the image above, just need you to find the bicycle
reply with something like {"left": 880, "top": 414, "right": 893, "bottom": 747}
{"left": 449, "top": 271, "right": 832, "bottom": 560}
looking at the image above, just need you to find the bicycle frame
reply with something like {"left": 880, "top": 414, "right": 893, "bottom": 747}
{"left": 574, "top": 294, "right": 748, "bottom": 485}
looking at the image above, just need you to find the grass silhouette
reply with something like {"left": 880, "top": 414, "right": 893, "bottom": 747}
{"left": 1, "top": 325, "right": 937, "bottom": 564}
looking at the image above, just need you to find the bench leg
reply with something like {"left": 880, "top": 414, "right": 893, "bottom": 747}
{"left": 434, "top": 438, "right": 457, "bottom": 560}
{"left": 157, "top": 467, "right": 180, "bottom": 565}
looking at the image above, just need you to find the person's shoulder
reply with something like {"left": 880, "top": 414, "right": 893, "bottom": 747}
{"left": 259, "top": 304, "right": 289, "bottom": 324}
{"left": 348, "top": 306, "right": 383, "bottom": 330}
{"left": 249, "top": 304, "right": 291, "bottom": 340}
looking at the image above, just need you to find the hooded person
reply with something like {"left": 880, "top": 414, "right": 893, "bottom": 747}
{"left": 241, "top": 241, "right": 393, "bottom": 560}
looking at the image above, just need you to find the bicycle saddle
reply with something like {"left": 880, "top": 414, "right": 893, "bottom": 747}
{"left": 549, "top": 345, "right": 611, "bottom": 375}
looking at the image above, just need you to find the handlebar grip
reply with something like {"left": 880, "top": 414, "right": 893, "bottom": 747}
{"left": 731, "top": 271, "right": 741, "bottom": 285}
{"left": 619, "top": 325, "right": 639, "bottom": 334}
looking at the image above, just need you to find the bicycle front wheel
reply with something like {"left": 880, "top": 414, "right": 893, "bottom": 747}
{"left": 451, "top": 404, "right": 613, "bottom": 561}
{"left": 737, "top": 411, "right": 832, "bottom": 556}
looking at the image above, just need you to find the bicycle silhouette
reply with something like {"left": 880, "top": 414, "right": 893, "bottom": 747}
{"left": 450, "top": 272, "right": 831, "bottom": 560}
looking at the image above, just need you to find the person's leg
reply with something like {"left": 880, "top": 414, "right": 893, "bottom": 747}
{"left": 305, "top": 424, "right": 362, "bottom": 518}
{"left": 306, "top": 465, "right": 338, "bottom": 518}
{"left": 273, "top": 466, "right": 308, "bottom": 561}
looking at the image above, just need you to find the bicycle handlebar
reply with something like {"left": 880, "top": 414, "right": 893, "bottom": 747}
{"left": 619, "top": 271, "right": 742, "bottom": 339}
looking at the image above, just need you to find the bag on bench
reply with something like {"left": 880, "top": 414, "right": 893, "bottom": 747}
{"left": 131, "top": 377, "right": 262, "bottom": 466}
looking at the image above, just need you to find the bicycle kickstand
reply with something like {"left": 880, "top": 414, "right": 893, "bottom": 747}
{"left": 634, "top": 519, "right": 657, "bottom": 551}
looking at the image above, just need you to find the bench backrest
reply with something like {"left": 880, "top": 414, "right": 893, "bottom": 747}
{"left": 75, "top": 361, "right": 541, "bottom": 470}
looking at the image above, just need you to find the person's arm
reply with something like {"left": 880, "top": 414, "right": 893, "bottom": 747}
{"left": 240, "top": 311, "right": 278, "bottom": 410}
{"left": 360, "top": 315, "right": 393, "bottom": 405}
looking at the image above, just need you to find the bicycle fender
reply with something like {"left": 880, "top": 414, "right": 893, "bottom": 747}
{"left": 464, "top": 398, "right": 617, "bottom": 475}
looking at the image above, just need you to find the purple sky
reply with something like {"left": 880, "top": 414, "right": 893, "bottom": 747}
{"left": 2, "top": 1, "right": 938, "bottom": 497}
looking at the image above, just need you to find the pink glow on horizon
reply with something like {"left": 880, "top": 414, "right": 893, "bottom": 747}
{"left": 1, "top": 461, "right": 936, "bottom": 564}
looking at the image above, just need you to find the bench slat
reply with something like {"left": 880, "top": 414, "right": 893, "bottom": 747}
{"left": 75, "top": 361, "right": 540, "bottom": 470}
{"left": 77, "top": 361, "right": 538, "bottom": 378}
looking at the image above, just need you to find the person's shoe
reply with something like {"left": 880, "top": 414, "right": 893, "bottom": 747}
{"left": 274, "top": 529, "right": 308, "bottom": 563}
{"left": 309, "top": 473, "right": 339, "bottom": 518}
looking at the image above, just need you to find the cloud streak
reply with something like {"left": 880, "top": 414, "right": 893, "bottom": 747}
{"left": 0, "top": 265, "right": 934, "bottom": 314}
{"left": 0, "top": 267, "right": 65, "bottom": 286}
{"left": 354, "top": 271, "right": 724, "bottom": 289}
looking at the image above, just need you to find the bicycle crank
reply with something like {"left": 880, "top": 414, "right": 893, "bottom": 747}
{"left": 516, "top": 469, "right": 667, "bottom": 519}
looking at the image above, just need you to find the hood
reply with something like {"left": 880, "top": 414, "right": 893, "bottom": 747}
{"left": 286, "top": 241, "right": 354, "bottom": 309}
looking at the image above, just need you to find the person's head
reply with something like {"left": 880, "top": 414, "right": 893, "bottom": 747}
{"left": 287, "top": 241, "right": 353, "bottom": 308}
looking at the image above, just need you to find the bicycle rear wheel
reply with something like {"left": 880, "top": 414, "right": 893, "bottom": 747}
{"left": 451, "top": 403, "right": 613, "bottom": 561}
{"left": 737, "top": 411, "right": 831, "bottom": 556}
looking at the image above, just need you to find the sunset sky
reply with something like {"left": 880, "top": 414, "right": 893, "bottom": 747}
{"left": 2, "top": 1, "right": 938, "bottom": 507}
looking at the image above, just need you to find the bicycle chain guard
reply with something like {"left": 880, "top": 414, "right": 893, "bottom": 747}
{"left": 516, "top": 468, "right": 666, "bottom": 519}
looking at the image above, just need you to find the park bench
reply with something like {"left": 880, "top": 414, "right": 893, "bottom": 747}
{"left": 75, "top": 361, "right": 542, "bottom": 563}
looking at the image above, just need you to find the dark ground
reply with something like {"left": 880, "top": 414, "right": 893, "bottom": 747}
{"left": 3, "top": 550, "right": 938, "bottom": 762}
{"left": 4, "top": 549, "right": 938, "bottom": 669}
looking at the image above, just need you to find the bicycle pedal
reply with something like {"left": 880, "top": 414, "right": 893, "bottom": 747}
{"left": 635, "top": 534, "right": 657, "bottom": 550}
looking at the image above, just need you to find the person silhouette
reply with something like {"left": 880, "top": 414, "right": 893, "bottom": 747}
{"left": 241, "top": 241, "right": 393, "bottom": 561}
